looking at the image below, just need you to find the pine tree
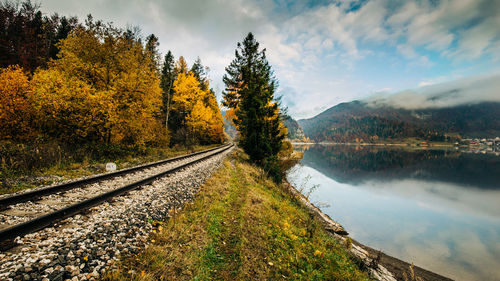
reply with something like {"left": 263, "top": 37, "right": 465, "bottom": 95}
{"left": 145, "top": 34, "right": 160, "bottom": 72}
{"left": 50, "top": 16, "right": 74, "bottom": 59}
{"left": 160, "top": 50, "right": 176, "bottom": 129}
{"left": 190, "top": 57, "right": 208, "bottom": 90}
{"left": 223, "top": 32, "right": 285, "bottom": 181}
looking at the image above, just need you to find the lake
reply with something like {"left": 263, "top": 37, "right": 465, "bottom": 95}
{"left": 287, "top": 144, "right": 500, "bottom": 281}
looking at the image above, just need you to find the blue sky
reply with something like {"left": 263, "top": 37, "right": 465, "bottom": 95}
{"left": 39, "top": 0, "right": 500, "bottom": 119}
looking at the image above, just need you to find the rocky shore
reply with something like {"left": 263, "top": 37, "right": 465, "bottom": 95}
{"left": 283, "top": 181, "right": 453, "bottom": 281}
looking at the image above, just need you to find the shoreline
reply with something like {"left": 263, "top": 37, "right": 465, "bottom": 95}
{"left": 291, "top": 141, "right": 455, "bottom": 147}
{"left": 291, "top": 142, "right": 500, "bottom": 154}
{"left": 282, "top": 180, "right": 453, "bottom": 281}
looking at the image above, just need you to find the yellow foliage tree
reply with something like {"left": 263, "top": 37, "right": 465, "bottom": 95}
{"left": 172, "top": 71, "right": 224, "bottom": 144}
{"left": 186, "top": 100, "right": 224, "bottom": 143}
{"left": 175, "top": 56, "right": 188, "bottom": 75}
{"left": 172, "top": 72, "right": 204, "bottom": 117}
{"left": 0, "top": 66, "right": 32, "bottom": 140}
{"left": 29, "top": 68, "right": 114, "bottom": 143}
{"left": 47, "top": 22, "right": 166, "bottom": 146}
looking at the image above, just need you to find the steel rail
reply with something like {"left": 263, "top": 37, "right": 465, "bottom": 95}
{"left": 0, "top": 144, "right": 229, "bottom": 210}
{"left": 0, "top": 144, "right": 233, "bottom": 244}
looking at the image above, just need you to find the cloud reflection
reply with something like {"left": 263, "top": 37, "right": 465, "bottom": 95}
{"left": 289, "top": 152, "right": 500, "bottom": 281}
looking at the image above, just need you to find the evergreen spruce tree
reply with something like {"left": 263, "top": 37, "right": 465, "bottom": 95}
{"left": 145, "top": 34, "right": 160, "bottom": 72}
{"left": 49, "top": 16, "right": 73, "bottom": 59}
{"left": 160, "top": 51, "right": 176, "bottom": 129}
{"left": 190, "top": 57, "right": 208, "bottom": 90}
{"left": 223, "top": 32, "right": 285, "bottom": 181}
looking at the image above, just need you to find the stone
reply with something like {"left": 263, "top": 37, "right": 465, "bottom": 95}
{"left": 48, "top": 271, "right": 64, "bottom": 281}
{"left": 105, "top": 163, "right": 117, "bottom": 172}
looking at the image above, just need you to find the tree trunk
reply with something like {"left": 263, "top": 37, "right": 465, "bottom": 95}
{"left": 165, "top": 80, "right": 173, "bottom": 129}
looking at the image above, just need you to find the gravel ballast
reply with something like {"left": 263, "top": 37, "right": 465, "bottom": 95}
{"left": 0, "top": 147, "right": 227, "bottom": 228}
{"left": 0, "top": 147, "right": 232, "bottom": 281}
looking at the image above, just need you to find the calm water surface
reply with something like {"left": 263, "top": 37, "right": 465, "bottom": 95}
{"left": 287, "top": 144, "right": 500, "bottom": 281}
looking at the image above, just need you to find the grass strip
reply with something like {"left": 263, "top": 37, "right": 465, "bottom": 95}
{"left": 104, "top": 149, "right": 370, "bottom": 281}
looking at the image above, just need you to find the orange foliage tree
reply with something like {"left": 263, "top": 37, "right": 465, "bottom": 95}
{"left": 0, "top": 66, "right": 33, "bottom": 140}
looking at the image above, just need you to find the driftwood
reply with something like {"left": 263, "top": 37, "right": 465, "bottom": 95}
{"left": 282, "top": 181, "right": 397, "bottom": 281}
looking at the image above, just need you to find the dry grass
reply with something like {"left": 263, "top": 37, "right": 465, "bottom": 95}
{"left": 104, "top": 149, "right": 370, "bottom": 281}
{"left": 403, "top": 263, "right": 424, "bottom": 281}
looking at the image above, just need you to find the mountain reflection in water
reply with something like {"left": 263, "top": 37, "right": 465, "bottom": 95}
{"left": 288, "top": 144, "right": 500, "bottom": 281}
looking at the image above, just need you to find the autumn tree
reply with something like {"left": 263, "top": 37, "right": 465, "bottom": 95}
{"left": 29, "top": 68, "right": 112, "bottom": 143}
{"left": 36, "top": 17, "right": 166, "bottom": 146}
{"left": 223, "top": 32, "right": 285, "bottom": 181}
{"left": 176, "top": 56, "right": 188, "bottom": 75}
{"left": 49, "top": 16, "right": 78, "bottom": 59}
{"left": 168, "top": 56, "right": 190, "bottom": 140}
{"left": 0, "top": 66, "right": 33, "bottom": 140}
{"left": 171, "top": 70, "right": 224, "bottom": 144}
{"left": 0, "top": 1, "right": 78, "bottom": 71}
{"left": 0, "top": 7, "right": 225, "bottom": 149}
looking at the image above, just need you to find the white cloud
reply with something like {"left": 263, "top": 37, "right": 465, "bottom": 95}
{"left": 388, "top": 0, "right": 499, "bottom": 58}
{"left": 37, "top": 0, "right": 500, "bottom": 118}
{"left": 366, "top": 73, "right": 500, "bottom": 109}
{"left": 396, "top": 44, "right": 418, "bottom": 59}
{"left": 418, "top": 81, "right": 433, "bottom": 87}
{"left": 451, "top": 16, "right": 500, "bottom": 59}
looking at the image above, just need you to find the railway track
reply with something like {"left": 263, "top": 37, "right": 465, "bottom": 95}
{"left": 0, "top": 144, "right": 233, "bottom": 246}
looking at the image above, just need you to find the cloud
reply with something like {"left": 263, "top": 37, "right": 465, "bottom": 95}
{"left": 417, "top": 81, "right": 433, "bottom": 87}
{"left": 387, "top": 0, "right": 500, "bottom": 59}
{"left": 37, "top": 0, "right": 500, "bottom": 118}
{"left": 366, "top": 73, "right": 500, "bottom": 109}
{"left": 451, "top": 16, "right": 500, "bottom": 59}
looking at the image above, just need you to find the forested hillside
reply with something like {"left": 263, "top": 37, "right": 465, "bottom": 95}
{"left": 298, "top": 101, "right": 500, "bottom": 142}
{"left": 0, "top": 1, "right": 224, "bottom": 148}
{"left": 0, "top": 1, "right": 226, "bottom": 185}
{"left": 283, "top": 115, "right": 306, "bottom": 141}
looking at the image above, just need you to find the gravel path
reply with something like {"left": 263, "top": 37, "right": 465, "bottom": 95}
{"left": 0, "top": 147, "right": 232, "bottom": 281}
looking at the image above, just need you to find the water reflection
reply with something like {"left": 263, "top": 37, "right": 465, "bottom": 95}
{"left": 288, "top": 145, "right": 500, "bottom": 281}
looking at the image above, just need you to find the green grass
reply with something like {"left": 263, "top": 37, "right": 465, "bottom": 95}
{"left": 104, "top": 149, "right": 370, "bottom": 281}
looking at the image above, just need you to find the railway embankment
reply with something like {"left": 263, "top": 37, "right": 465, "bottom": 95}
{"left": 104, "top": 149, "right": 371, "bottom": 280}
{"left": 0, "top": 146, "right": 232, "bottom": 281}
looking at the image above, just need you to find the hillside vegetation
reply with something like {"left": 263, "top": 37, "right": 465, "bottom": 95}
{"left": 0, "top": 1, "right": 225, "bottom": 190}
{"left": 297, "top": 100, "right": 500, "bottom": 142}
{"left": 105, "top": 150, "right": 370, "bottom": 281}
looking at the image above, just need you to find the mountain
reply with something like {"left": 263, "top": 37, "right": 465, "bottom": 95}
{"left": 297, "top": 144, "right": 500, "bottom": 189}
{"left": 297, "top": 101, "right": 500, "bottom": 142}
{"left": 221, "top": 110, "right": 238, "bottom": 140}
{"left": 283, "top": 115, "right": 306, "bottom": 140}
